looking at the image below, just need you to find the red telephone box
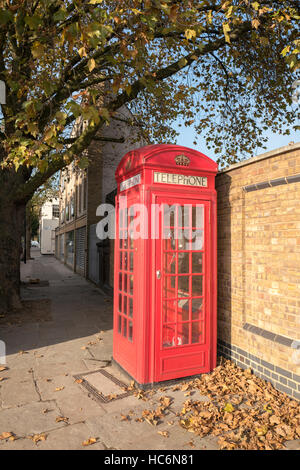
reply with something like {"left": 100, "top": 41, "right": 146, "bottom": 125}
{"left": 113, "top": 144, "right": 218, "bottom": 386}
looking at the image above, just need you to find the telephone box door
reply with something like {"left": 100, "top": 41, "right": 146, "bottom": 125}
{"left": 154, "top": 197, "right": 212, "bottom": 382}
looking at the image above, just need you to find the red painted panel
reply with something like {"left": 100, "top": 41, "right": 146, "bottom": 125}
{"left": 162, "top": 352, "right": 205, "bottom": 374}
{"left": 113, "top": 144, "right": 217, "bottom": 386}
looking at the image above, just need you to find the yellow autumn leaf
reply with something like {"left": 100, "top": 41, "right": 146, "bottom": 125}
{"left": 78, "top": 47, "right": 87, "bottom": 58}
{"left": 88, "top": 58, "right": 96, "bottom": 72}
{"left": 222, "top": 23, "right": 231, "bottom": 43}
{"left": 256, "top": 425, "right": 268, "bottom": 436}
{"left": 252, "top": 18, "right": 260, "bottom": 29}
{"left": 185, "top": 29, "right": 196, "bottom": 40}
{"left": 223, "top": 402, "right": 234, "bottom": 413}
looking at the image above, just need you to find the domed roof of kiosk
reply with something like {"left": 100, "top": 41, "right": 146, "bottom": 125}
{"left": 115, "top": 144, "right": 218, "bottom": 179}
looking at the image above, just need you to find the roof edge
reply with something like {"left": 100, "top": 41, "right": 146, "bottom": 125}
{"left": 218, "top": 142, "right": 300, "bottom": 174}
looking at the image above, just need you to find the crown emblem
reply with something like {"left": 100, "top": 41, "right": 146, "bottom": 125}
{"left": 175, "top": 154, "right": 190, "bottom": 166}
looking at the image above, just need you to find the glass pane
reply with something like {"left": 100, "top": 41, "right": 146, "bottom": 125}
{"left": 164, "top": 252, "right": 176, "bottom": 274}
{"left": 163, "top": 205, "right": 175, "bottom": 227}
{"left": 163, "top": 276, "right": 176, "bottom": 299}
{"left": 123, "top": 237, "right": 128, "bottom": 249}
{"left": 119, "top": 209, "right": 124, "bottom": 229}
{"left": 118, "top": 294, "right": 122, "bottom": 313}
{"left": 192, "top": 322, "right": 203, "bottom": 344}
{"left": 178, "top": 276, "right": 189, "bottom": 297}
{"left": 129, "top": 297, "right": 133, "bottom": 317}
{"left": 124, "top": 252, "right": 128, "bottom": 270}
{"left": 192, "top": 230, "right": 204, "bottom": 250}
{"left": 122, "top": 317, "right": 127, "bottom": 338}
{"left": 192, "top": 252, "right": 203, "bottom": 273}
{"left": 129, "top": 252, "right": 133, "bottom": 271}
{"left": 119, "top": 237, "right": 123, "bottom": 249}
{"left": 177, "top": 299, "right": 189, "bottom": 322}
{"left": 119, "top": 273, "right": 122, "bottom": 291}
{"left": 124, "top": 274, "right": 127, "bottom": 293}
{"left": 163, "top": 229, "right": 176, "bottom": 251}
{"left": 177, "top": 323, "right": 190, "bottom": 345}
{"left": 192, "top": 298, "right": 203, "bottom": 320}
{"left": 118, "top": 315, "right": 122, "bottom": 334}
{"left": 192, "top": 276, "right": 203, "bottom": 296}
{"left": 180, "top": 205, "right": 191, "bottom": 229}
{"left": 178, "top": 252, "right": 189, "bottom": 274}
{"left": 162, "top": 324, "right": 175, "bottom": 348}
{"left": 192, "top": 205, "right": 204, "bottom": 228}
{"left": 128, "top": 321, "right": 133, "bottom": 342}
{"left": 129, "top": 275, "right": 133, "bottom": 295}
{"left": 163, "top": 300, "right": 176, "bottom": 323}
{"left": 124, "top": 296, "right": 127, "bottom": 315}
{"left": 119, "top": 252, "right": 122, "bottom": 270}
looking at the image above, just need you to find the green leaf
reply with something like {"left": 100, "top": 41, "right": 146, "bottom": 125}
{"left": 31, "top": 42, "right": 45, "bottom": 59}
{"left": 24, "top": 15, "right": 43, "bottom": 29}
{"left": 178, "top": 57, "right": 188, "bottom": 68}
{"left": 0, "top": 9, "right": 12, "bottom": 25}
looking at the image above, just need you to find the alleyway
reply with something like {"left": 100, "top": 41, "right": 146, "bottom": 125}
{"left": 0, "top": 252, "right": 299, "bottom": 450}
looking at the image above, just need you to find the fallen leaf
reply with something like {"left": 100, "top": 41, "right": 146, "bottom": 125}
{"left": 223, "top": 402, "right": 235, "bottom": 413}
{"left": 75, "top": 379, "right": 83, "bottom": 384}
{"left": 157, "top": 431, "right": 169, "bottom": 437}
{"left": 54, "top": 386, "right": 64, "bottom": 392}
{"left": 0, "top": 432, "right": 14, "bottom": 440}
{"left": 29, "top": 433, "right": 47, "bottom": 444}
{"left": 120, "top": 414, "right": 129, "bottom": 421}
{"left": 82, "top": 437, "right": 97, "bottom": 446}
{"left": 0, "top": 366, "right": 7, "bottom": 372}
{"left": 55, "top": 416, "right": 69, "bottom": 423}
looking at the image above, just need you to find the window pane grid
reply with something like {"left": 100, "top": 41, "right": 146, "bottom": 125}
{"left": 117, "top": 212, "right": 134, "bottom": 343}
{"left": 161, "top": 203, "right": 206, "bottom": 349}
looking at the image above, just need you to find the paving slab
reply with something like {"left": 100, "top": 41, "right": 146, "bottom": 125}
{"left": 0, "top": 375, "right": 39, "bottom": 408}
{"left": 31, "top": 423, "right": 107, "bottom": 450}
{"left": 0, "top": 400, "right": 65, "bottom": 437}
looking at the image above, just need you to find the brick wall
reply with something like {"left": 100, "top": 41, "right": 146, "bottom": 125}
{"left": 216, "top": 143, "right": 300, "bottom": 400}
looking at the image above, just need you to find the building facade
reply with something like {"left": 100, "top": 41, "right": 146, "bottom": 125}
{"left": 39, "top": 198, "right": 59, "bottom": 254}
{"left": 55, "top": 106, "right": 146, "bottom": 291}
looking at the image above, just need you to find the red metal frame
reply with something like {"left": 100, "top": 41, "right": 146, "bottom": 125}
{"left": 113, "top": 144, "right": 218, "bottom": 386}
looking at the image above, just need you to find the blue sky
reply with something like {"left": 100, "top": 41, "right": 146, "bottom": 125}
{"left": 174, "top": 122, "right": 300, "bottom": 162}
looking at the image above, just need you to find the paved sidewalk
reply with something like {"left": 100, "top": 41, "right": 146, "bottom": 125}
{"left": 0, "top": 251, "right": 220, "bottom": 450}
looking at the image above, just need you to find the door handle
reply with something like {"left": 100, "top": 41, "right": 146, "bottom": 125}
{"left": 156, "top": 270, "right": 161, "bottom": 280}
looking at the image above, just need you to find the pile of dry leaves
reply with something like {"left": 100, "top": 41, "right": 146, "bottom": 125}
{"left": 136, "top": 359, "right": 300, "bottom": 450}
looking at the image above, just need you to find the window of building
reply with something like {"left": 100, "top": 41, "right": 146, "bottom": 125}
{"left": 52, "top": 205, "right": 59, "bottom": 219}
{"left": 66, "top": 202, "right": 70, "bottom": 221}
{"left": 70, "top": 196, "right": 74, "bottom": 217}
{"left": 83, "top": 178, "right": 87, "bottom": 211}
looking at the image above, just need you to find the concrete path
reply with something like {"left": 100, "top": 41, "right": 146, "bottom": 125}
{"left": 0, "top": 250, "right": 219, "bottom": 450}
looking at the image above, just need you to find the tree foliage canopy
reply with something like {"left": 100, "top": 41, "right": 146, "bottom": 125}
{"left": 0, "top": 0, "right": 299, "bottom": 200}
